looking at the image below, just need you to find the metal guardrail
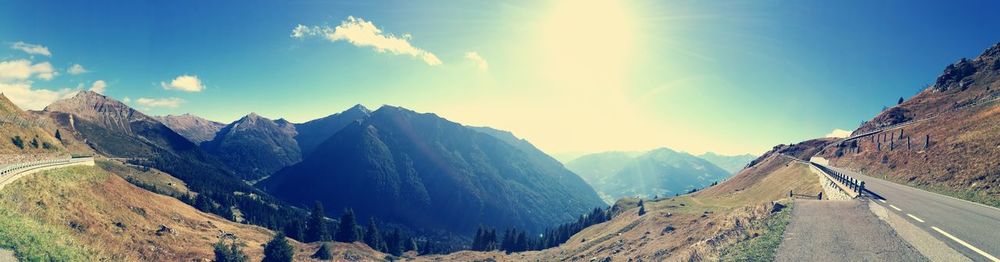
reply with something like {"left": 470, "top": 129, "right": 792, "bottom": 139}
{"left": 811, "top": 162, "right": 865, "bottom": 197}
{"left": 0, "top": 157, "right": 91, "bottom": 177}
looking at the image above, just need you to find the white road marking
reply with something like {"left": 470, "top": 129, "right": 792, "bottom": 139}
{"left": 906, "top": 214, "right": 925, "bottom": 223}
{"left": 889, "top": 204, "right": 902, "bottom": 211}
{"left": 878, "top": 199, "right": 887, "bottom": 203}
{"left": 931, "top": 226, "right": 1000, "bottom": 262}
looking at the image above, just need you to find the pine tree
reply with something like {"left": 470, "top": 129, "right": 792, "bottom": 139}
{"left": 501, "top": 228, "right": 514, "bottom": 253}
{"left": 262, "top": 233, "right": 294, "bottom": 262}
{"left": 54, "top": 129, "right": 62, "bottom": 141}
{"left": 385, "top": 228, "right": 403, "bottom": 256}
{"left": 898, "top": 97, "right": 905, "bottom": 105}
{"left": 471, "top": 227, "right": 484, "bottom": 251}
{"left": 306, "top": 201, "right": 331, "bottom": 242}
{"left": 363, "top": 217, "right": 386, "bottom": 252}
{"left": 312, "top": 243, "right": 333, "bottom": 260}
{"left": 336, "top": 208, "right": 360, "bottom": 242}
{"left": 11, "top": 136, "right": 24, "bottom": 149}
{"left": 283, "top": 219, "right": 305, "bottom": 241}
{"left": 213, "top": 240, "right": 248, "bottom": 262}
{"left": 638, "top": 199, "right": 647, "bottom": 216}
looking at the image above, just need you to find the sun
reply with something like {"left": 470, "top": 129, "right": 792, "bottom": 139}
{"left": 540, "top": 0, "right": 636, "bottom": 94}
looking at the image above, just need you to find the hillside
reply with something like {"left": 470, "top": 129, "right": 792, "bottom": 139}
{"left": 154, "top": 114, "right": 225, "bottom": 144}
{"left": 414, "top": 143, "right": 823, "bottom": 261}
{"left": 698, "top": 152, "right": 757, "bottom": 174}
{"left": 261, "top": 105, "right": 606, "bottom": 237}
{"left": 294, "top": 104, "right": 371, "bottom": 157}
{"left": 202, "top": 113, "right": 301, "bottom": 180}
{"left": 40, "top": 91, "right": 246, "bottom": 193}
{"left": 0, "top": 94, "right": 65, "bottom": 157}
{"left": 823, "top": 42, "right": 1000, "bottom": 207}
{"left": 0, "top": 164, "right": 384, "bottom": 261}
{"left": 567, "top": 148, "right": 732, "bottom": 203}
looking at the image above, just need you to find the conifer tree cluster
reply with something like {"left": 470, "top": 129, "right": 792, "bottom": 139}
{"left": 470, "top": 207, "right": 612, "bottom": 253}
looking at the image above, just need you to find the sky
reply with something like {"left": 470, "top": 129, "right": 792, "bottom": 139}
{"left": 2, "top": 0, "right": 999, "bottom": 157}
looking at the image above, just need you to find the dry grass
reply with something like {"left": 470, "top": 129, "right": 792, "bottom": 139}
{"left": 0, "top": 165, "right": 324, "bottom": 261}
{"left": 408, "top": 154, "right": 819, "bottom": 262}
{"left": 96, "top": 159, "right": 191, "bottom": 197}
{"left": 828, "top": 102, "right": 1000, "bottom": 207}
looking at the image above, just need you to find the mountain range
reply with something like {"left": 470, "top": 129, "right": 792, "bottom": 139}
{"left": 260, "top": 106, "right": 606, "bottom": 235}
{"left": 566, "top": 148, "right": 734, "bottom": 203}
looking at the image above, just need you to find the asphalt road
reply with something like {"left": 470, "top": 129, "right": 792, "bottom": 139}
{"left": 820, "top": 163, "right": 1000, "bottom": 262}
{"left": 776, "top": 199, "right": 926, "bottom": 262}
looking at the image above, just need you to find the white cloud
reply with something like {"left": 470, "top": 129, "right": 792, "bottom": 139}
{"left": 0, "top": 59, "right": 56, "bottom": 81}
{"left": 11, "top": 42, "right": 51, "bottom": 57}
{"left": 160, "top": 75, "right": 204, "bottom": 92}
{"left": 465, "top": 51, "right": 489, "bottom": 71}
{"left": 68, "top": 64, "right": 88, "bottom": 75}
{"left": 0, "top": 81, "right": 75, "bottom": 110}
{"left": 88, "top": 80, "right": 107, "bottom": 94}
{"left": 825, "top": 128, "right": 852, "bottom": 138}
{"left": 136, "top": 97, "right": 184, "bottom": 108}
{"left": 122, "top": 97, "right": 131, "bottom": 103}
{"left": 292, "top": 16, "right": 442, "bottom": 66}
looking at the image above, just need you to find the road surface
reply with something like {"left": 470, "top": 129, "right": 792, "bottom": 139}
{"left": 776, "top": 199, "right": 925, "bottom": 262}
{"left": 818, "top": 163, "right": 1000, "bottom": 262}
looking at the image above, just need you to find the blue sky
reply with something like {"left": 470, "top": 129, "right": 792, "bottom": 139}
{"left": 2, "top": 0, "right": 999, "bottom": 156}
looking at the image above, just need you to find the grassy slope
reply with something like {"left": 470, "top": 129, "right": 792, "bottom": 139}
{"left": 828, "top": 103, "right": 1000, "bottom": 208}
{"left": 414, "top": 154, "right": 820, "bottom": 261}
{"left": 0, "top": 166, "right": 290, "bottom": 261}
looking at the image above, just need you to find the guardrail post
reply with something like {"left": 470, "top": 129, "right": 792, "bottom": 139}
{"left": 859, "top": 181, "right": 865, "bottom": 195}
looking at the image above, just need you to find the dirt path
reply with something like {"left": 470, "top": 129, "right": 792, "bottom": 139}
{"left": 775, "top": 199, "right": 925, "bottom": 262}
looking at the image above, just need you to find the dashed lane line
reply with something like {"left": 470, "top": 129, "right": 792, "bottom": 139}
{"left": 906, "top": 214, "right": 925, "bottom": 223}
{"left": 931, "top": 226, "right": 1000, "bottom": 262}
{"left": 889, "top": 204, "right": 902, "bottom": 211}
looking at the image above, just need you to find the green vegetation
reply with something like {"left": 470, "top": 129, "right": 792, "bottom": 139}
{"left": 312, "top": 243, "right": 333, "bottom": 260}
{"left": 212, "top": 239, "right": 248, "bottom": 262}
{"left": 719, "top": 204, "right": 792, "bottom": 262}
{"left": 335, "top": 208, "right": 360, "bottom": 242}
{"left": 0, "top": 207, "right": 95, "bottom": 261}
{"left": 306, "top": 201, "right": 332, "bottom": 242}
{"left": 0, "top": 167, "right": 102, "bottom": 261}
{"left": 10, "top": 135, "right": 23, "bottom": 149}
{"left": 262, "top": 233, "right": 294, "bottom": 262}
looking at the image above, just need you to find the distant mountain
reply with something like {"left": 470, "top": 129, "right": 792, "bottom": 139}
{"left": 697, "top": 152, "right": 757, "bottom": 174}
{"left": 201, "top": 113, "right": 301, "bottom": 180}
{"left": 293, "top": 104, "right": 371, "bottom": 157}
{"left": 564, "top": 151, "right": 640, "bottom": 183}
{"left": 567, "top": 148, "right": 732, "bottom": 203}
{"left": 42, "top": 91, "right": 247, "bottom": 193}
{"left": 154, "top": 114, "right": 225, "bottom": 144}
{"left": 261, "top": 106, "right": 605, "bottom": 235}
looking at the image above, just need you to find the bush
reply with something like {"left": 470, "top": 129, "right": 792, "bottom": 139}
{"left": 213, "top": 240, "right": 248, "bottom": 262}
{"left": 312, "top": 243, "right": 333, "bottom": 260}
{"left": 263, "top": 233, "right": 294, "bottom": 262}
{"left": 11, "top": 136, "right": 24, "bottom": 149}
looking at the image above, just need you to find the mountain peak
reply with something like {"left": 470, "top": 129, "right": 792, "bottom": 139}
{"left": 348, "top": 104, "right": 371, "bottom": 113}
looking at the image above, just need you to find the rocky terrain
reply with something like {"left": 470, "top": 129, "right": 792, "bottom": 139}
{"left": 824, "top": 42, "right": 1000, "bottom": 207}
{"left": 154, "top": 114, "right": 225, "bottom": 144}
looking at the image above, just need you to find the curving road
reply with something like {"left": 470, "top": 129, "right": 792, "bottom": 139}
{"left": 0, "top": 157, "right": 94, "bottom": 190}
{"left": 816, "top": 162, "right": 1000, "bottom": 262}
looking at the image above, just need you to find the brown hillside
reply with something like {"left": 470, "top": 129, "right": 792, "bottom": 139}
{"left": 410, "top": 148, "right": 822, "bottom": 261}
{"left": 0, "top": 93, "right": 64, "bottom": 157}
{"left": 0, "top": 165, "right": 321, "bottom": 261}
{"left": 824, "top": 42, "right": 1000, "bottom": 207}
